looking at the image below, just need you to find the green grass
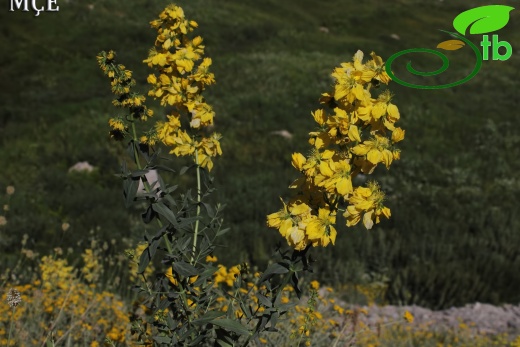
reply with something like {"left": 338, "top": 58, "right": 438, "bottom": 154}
{"left": 1, "top": 0, "right": 520, "bottom": 309}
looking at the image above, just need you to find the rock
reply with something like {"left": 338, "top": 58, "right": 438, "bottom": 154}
{"left": 319, "top": 26, "right": 330, "bottom": 34}
{"left": 270, "top": 130, "right": 293, "bottom": 140}
{"left": 68, "top": 161, "right": 94, "bottom": 173}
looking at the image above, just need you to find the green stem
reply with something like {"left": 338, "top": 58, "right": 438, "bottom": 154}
{"left": 190, "top": 149, "right": 202, "bottom": 264}
{"left": 241, "top": 270, "right": 294, "bottom": 347}
{"left": 131, "top": 122, "right": 172, "bottom": 254}
{"left": 7, "top": 307, "right": 15, "bottom": 347}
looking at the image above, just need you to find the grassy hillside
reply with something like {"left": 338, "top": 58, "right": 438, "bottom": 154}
{"left": 1, "top": 0, "right": 519, "bottom": 309}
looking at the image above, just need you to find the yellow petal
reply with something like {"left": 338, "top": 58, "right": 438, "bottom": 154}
{"left": 289, "top": 226, "right": 305, "bottom": 244}
{"left": 321, "top": 149, "right": 335, "bottom": 160}
{"left": 352, "top": 144, "right": 371, "bottom": 156}
{"left": 312, "top": 109, "right": 327, "bottom": 125}
{"left": 352, "top": 84, "right": 366, "bottom": 101}
{"left": 348, "top": 125, "right": 362, "bottom": 142}
{"left": 387, "top": 104, "right": 400, "bottom": 120}
{"left": 363, "top": 210, "right": 374, "bottom": 229}
{"left": 367, "top": 149, "right": 382, "bottom": 164}
{"left": 279, "top": 219, "right": 293, "bottom": 237}
{"left": 319, "top": 161, "right": 334, "bottom": 177}
{"left": 306, "top": 220, "right": 322, "bottom": 240}
{"left": 372, "top": 103, "right": 386, "bottom": 119}
{"left": 147, "top": 74, "right": 157, "bottom": 84}
{"left": 337, "top": 177, "right": 353, "bottom": 196}
{"left": 292, "top": 153, "right": 307, "bottom": 171}
{"left": 382, "top": 150, "right": 393, "bottom": 168}
{"left": 392, "top": 127, "right": 405, "bottom": 143}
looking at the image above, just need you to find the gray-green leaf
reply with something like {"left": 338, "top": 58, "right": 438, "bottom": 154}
{"left": 210, "top": 319, "right": 251, "bottom": 336}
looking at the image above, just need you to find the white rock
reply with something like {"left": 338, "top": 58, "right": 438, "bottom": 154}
{"left": 68, "top": 161, "right": 94, "bottom": 173}
{"left": 270, "top": 130, "right": 293, "bottom": 139}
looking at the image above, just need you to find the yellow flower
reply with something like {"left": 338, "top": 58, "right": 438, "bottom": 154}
{"left": 81, "top": 249, "right": 101, "bottom": 283}
{"left": 391, "top": 127, "right": 405, "bottom": 143}
{"left": 403, "top": 310, "right": 414, "bottom": 323}
{"left": 310, "top": 280, "right": 320, "bottom": 290}
{"left": 312, "top": 109, "right": 327, "bottom": 125}
{"left": 291, "top": 153, "right": 307, "bottom": 171}
{"left": 226, "top": 265, "right": 241, "bottom": 286}
{"left": 214, "top": 265, "right": 228, "bottom": 285}
{"left": 206, "top": 255, "right": 218, "bottom": 263}
{"left": 344, "top": 181, "right": 390, "bottom": 229}
{"left": 367, "top": 51, "right": 391, "bottom": 84}
{"left": 315, "top": 158, "right": 353, "bottom": 196}
{"left": 108, "top": 118, "right": 126, "bottom": 132}
{"left": 165, "top": 267, "right": 178, "bottom": 286}
{"left": 306, "top": 208, "right": 337, "bottom": 247}
{"left": 352, "top": 135, "right": 393, "bottom": 169}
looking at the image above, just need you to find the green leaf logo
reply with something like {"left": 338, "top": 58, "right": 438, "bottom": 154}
{"left": 453, "top": 5, "right": 515, "bottom": 35}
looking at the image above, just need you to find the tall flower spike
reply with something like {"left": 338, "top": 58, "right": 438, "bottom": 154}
{"left": 143, "top": 3, "right": 221, "bottom": 171}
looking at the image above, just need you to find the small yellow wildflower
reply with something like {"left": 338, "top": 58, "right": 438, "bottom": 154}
{"left": 403, "top": 310, "right": 414, "bottom": 323}
{"left": 206, "top": 255, "right": 218, "bottom": 262}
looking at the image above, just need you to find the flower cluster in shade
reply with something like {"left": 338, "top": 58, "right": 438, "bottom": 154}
{"left": 267, "top": 51, "right": 405, "bottom": 250}
{"left": 97, "top": 4, "right": 222, "bottom": 171}
{"left": 96, "top": 50, "right": 153, "bottom": 141}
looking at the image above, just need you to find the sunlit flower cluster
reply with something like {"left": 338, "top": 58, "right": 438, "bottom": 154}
{"left": 98, "top": 4, "right": 221, "bottom": 171}
{"left": 268, "top": 51, "right": 404, "bottom": 250}
{"left": 143, "top": 4, "right": 222, "bottom": 171}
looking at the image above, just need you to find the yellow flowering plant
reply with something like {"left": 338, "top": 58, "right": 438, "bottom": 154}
{"left": 267, "top": 50, "right": 404, "bottom": 251}
{"left": 98, "top": 4, "right": 311, "bottom": 346}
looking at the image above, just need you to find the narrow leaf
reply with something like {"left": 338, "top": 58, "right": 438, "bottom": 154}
{"left": 211, "top": 319, "right": 250, "bottom": 336}
{"left": 151, "top": 164, "right": 176, "bottom": 173}
{"left": 180, "top": 165, "right": 194, "bottom": 175}
{"left": 258, "top": 262, "right": 289, "bottom": 283}
{"left": 130, "top": 169, "right": 150, "bottom": 178}
{"left": 291, "top": 271, "right": 302, "bottom": 299}
{"left": 192, "top": 311, "right": 226, "bottom": 325}
{"left": 216, "top": 338, "right": 233, "bottom": 347}
{"left": 216, "top": 228, "right": 231, "bottom": 237}
{"left": 152, "top": 202, "right": 179, "bottom": 227}
{"left": 137, "top": 244, "right": 151, "bottom": 274}
{"left": 172, "top": 261, "right": 198, "bottom": 277}
{"left": 202, "top": 202, "right": 215, "bottom": 218}
{"left": 123, "top": 178, "right": 139, "bottom": 208}
{"left": 141, "top": 205, "right": 157, "bottom": 224}
{"left": 256, "top": 293, "right": 273, "bottom": 308}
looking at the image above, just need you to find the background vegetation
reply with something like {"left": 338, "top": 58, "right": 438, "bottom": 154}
{"left": 1, "top": 0, "right": 519, "bottom": 310}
